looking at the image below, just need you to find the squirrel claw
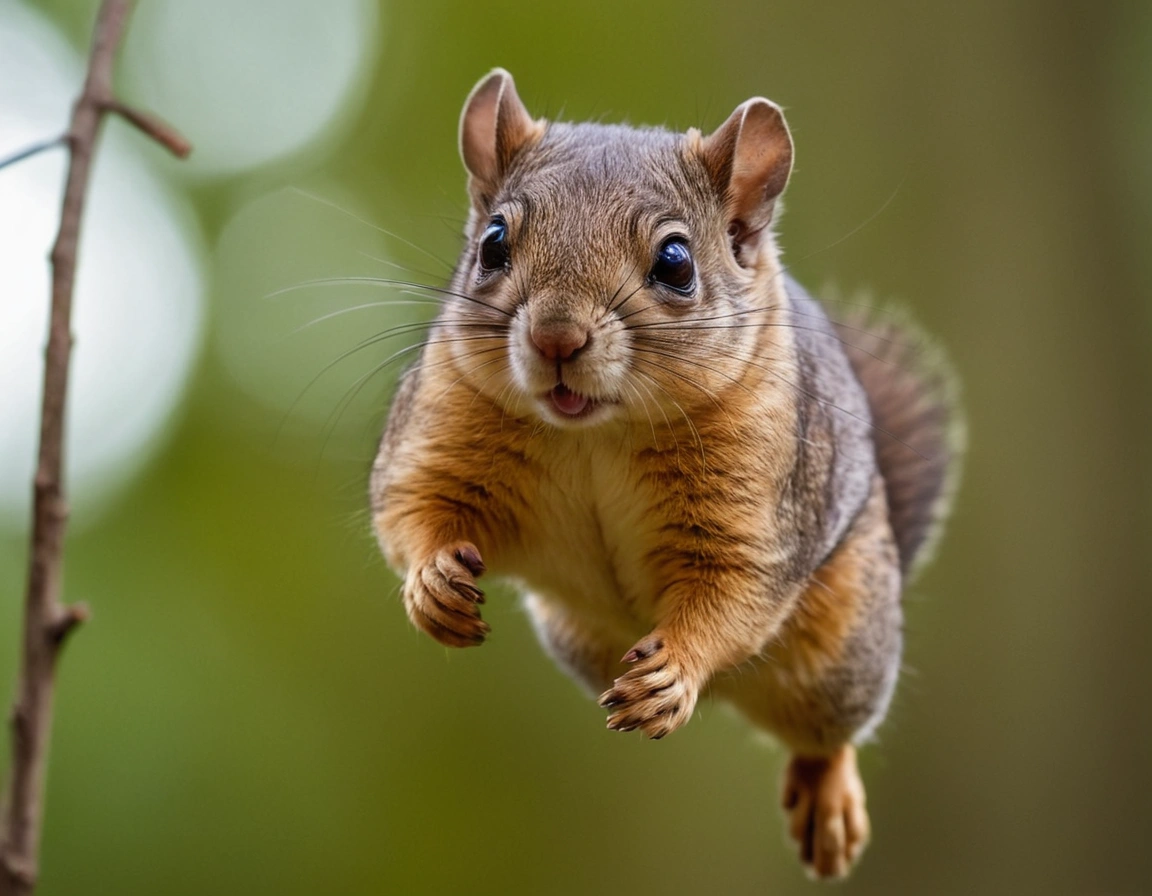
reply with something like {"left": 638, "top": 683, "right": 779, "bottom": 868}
{"left": 620, "top": 635, "right": 662, "bottom": 665}
{"left": 404, "top": 542, "right": 489, "bottom": 648}
{"left": 455, "top": 545, "right": 486, "bottom": 576}
{"left": 598, "top": 633, "right": 697, "bottom": 739}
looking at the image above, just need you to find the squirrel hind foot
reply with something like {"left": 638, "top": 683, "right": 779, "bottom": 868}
{"left": 781, "top": 744, "right": 870, "bottom": 880}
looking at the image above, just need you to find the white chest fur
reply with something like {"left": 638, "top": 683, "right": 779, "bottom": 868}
{"left": 495, "top": 430, "right": 663, "bottom": 641}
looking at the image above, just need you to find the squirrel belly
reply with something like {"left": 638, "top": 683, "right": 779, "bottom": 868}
{"left": 368, "top": 69, "right": 960, "bottom": 880}
{"left": 372, "top": 273, "right": 906, "bottom": 744}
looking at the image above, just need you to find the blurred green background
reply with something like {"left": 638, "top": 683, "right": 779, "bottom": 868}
{"left": 2, "top": 0, "right": 1151, "bottom": 893}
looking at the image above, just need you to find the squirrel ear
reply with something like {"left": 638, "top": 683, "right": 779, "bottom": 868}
{"left": 459, "top": 69, "right": 543, "bottom": 201}
{"left": 700, "top": 98, "right": 793, "bottom": 260}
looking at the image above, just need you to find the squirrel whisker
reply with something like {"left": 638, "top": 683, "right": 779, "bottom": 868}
{"left": 267, "top": 276, "right": 516, "bottom": 319}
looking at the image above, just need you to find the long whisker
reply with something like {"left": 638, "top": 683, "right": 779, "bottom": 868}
{"left": 266, "top": 276, "right": 515, "bottom": 320}
{"left": 469, "top": 360, "right": 516, "bottom": 414}
{"left": 610, "top": 279, "right": 651, "bottom": 319}
{"left": 606, "top": 263, "right": 642, "bottom": 315}
{"left": 300, "top": 319, "right": 503, "bottom": 386}
{"left": 358, "top": 250, "right": 452, "bottom": 284}
{"left": 321, "top": 349, "right": 454, "bottom": 468}
{"left": 288, "top": 301, "right": 438, "bottom": 335}
{"left": 633, "top": 370, "right": 682, "bottom": 454}
{"left": 433, "top": 352, "right": 512, "bottom": 408}
{"left": 629, "top": 368, "right": 682, "bottom": 461}
{"left": 625, "top": 303, "right": 919, "bottom": 354}
{"left": 636, "top": 338, "right": 928, "bottom": 460}
{"left": 615, "top": 295, "right": 669, "bottom": 323}
{"left": 792, "top": 175, "right": 906, "bottom": 264}
{"left": 631, "top": 345, "right": 754, "bottom": 403}
{"left": 631, "top": 366, "right": 707, "bottom": 470}
{"left": 635, "top": 321, "right": 907, "bottom": 368}
{"left": 629, "top": 350, "right": 741, "bottom": 445}
{"left": 622, "top": 379, "right": 662, "bottom": 453}
{"left": 320, "top": 341, "right": 508, "bottom": 455}
{"left": 497, "top": 365, "right": 537, "bottom": 433}
{"left": 290, "top": 187, "right": 456, "bottom": 273}
{"left": 624, "top": 305, "right": 779, "bottom": 330}
{"left": 277, "top": 326, "right": 505, "bottom": 446}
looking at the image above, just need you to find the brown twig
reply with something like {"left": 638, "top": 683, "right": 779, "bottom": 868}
{"left": 104, "top": 100, "right": 191, "bottom": 158}
{"left": 0, "top": 2, "right": 189, "bottom": 893}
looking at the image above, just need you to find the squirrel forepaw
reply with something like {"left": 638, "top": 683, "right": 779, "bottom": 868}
{"left": 403, "top": 542, "right": 489, "bottom": 648}
{"left": 598, "top": 633, "right": 700, "bottom": 739}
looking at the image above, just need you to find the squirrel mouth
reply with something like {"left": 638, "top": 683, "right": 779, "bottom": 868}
{"left": 548, "top": 383, "right": 593, "bottom": 417}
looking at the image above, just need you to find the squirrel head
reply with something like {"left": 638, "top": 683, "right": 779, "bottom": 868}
{"left": 443, "top": 68, "right": 795, "bottom": 430}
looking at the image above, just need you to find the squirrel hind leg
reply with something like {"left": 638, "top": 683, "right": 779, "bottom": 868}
{"left": 782, "top": 744, "right": 870, "bottom": 880}
{"left": 713, "top": 474, "right": 897, "bottom": 876}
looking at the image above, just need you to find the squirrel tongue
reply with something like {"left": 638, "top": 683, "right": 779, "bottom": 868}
{"left": 550, "top": 384, "right": 590, "bottom": 416}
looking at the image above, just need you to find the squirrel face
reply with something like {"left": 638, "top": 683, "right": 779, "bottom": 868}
{"left": 440, "top": 70, "right": 795, "bottom": 430}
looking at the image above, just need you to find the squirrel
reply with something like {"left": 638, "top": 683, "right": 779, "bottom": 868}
{"left": 370, "top": 69, "right": 959, "bottom": 880}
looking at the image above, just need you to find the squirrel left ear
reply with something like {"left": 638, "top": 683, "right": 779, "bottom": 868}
{"left": 459, "top": 68, "right": 544, "bottom": 205}
{"left": 700, "top": 98, "right": 793, "bottom": 261}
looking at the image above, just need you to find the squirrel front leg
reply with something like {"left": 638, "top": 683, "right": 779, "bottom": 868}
{"left": 599, "top": 522, "right": 801, "bottom": 739}
{"left": 372, "top": 370, "right": 527, "bottom": 649}
{"left": 374, "top": 480, "right": 497, "bottom": 648}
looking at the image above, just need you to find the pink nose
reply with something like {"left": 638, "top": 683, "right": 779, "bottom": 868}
{"left": 530, "top": 322, "right": 588, "bottom": 361}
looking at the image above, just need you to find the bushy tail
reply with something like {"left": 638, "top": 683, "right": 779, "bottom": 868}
{"left": 832, "top": 304, "right": 964, "bottom": 580}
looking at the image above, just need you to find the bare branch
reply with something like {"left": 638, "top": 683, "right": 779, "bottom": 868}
{"left": 105, "top": 100, "right": 191, "bottom": 158}
{"left": 0, "top": 138, "right": 66, "bottom": 173}
{"left": 0, "top": 2, "right": 189, "bottom": 893}
{"left": 46, "top": 605, "right": 91, "bottom": 647}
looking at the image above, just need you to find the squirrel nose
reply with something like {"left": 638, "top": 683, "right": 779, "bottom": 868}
{"left": 530, "top": 322, "right": 588, "bottom": 361}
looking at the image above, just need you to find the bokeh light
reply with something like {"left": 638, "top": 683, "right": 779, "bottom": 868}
{"left": 120, "top": 0, "right": 380, "bottom": 178}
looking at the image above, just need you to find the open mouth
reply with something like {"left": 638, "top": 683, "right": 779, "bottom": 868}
{"left": 548, "top": 383, "right": 594, "bottom": 418}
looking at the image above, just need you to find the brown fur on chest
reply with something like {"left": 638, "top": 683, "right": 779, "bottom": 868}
{"left": 389, "top": 348, "right": 801, "bottom": 627}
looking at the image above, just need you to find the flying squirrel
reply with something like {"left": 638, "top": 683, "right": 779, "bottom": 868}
{"left": 370, "top": 69, "right": 960, "bottom": 879}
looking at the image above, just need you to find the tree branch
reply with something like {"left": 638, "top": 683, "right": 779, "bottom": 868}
{"left": 0, "top": 3, "right": 190, "bottom": 893}
{"left": 0, "top": 139, "right": 65, "bottom": 174}
{"left": 104, "top": 100, "right": 191, "bottom": 158}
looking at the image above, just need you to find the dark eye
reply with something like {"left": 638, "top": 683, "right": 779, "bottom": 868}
{"left": 648, "top": 237, "right": 695, "bottom": 294}
{"left": 479, "top": 217, "right": 510, "bottom": 272}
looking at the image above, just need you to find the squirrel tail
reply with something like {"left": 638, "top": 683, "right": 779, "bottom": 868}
{"left": 831, "top": 301, "right": 965, "bottom": 581}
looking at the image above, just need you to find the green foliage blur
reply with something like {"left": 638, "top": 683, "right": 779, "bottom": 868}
{"left": 3, "top": 0, "right": 1151, "bottom": 893}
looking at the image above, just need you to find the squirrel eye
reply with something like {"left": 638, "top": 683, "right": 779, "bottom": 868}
{"left": 479, "top": 217, "right": 510, "bottom": 272}
{"left": 648, "top": 237, "right": 695, "bottom": 294}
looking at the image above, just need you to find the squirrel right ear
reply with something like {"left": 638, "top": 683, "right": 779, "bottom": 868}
{"left": 700, "top": 98, "right": 794, "bottom": 262}
{"left": 459, "top": 69, "right": 543, "bottom": 203}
